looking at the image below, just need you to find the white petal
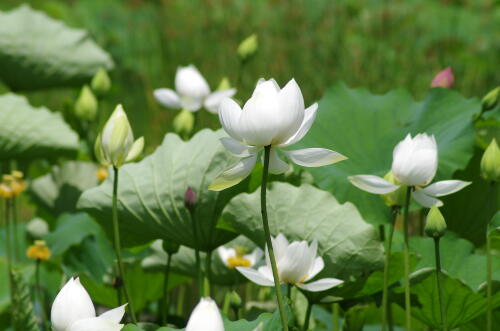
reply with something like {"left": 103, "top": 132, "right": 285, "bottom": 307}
{"left": 51, "top": 278, "right": 96, "bottom": 331}
{"left": 125, "top": 137, "right": 144, "bottom": 163}
{"left": 306, "top": 257, "right": 325, "bottom": 281}
{"left": 208, "top": 155, "right": 257, "bottom": 191}
{"left": 245, "top": 247, "right": 264, "bottom": 266}
{"left": 271, "top": 233, "right": 289, "bottom": 263}
{"left": 154, "top": 88, "right": 181, "bottom": 109}
{"left": 348, "top": 175, "right": 400, "bottom": 194}
{"left": 274, "top": 79, "right": 305, "bottom": 143}
{"left": 220, "top": 137, "right": 259, "bottom": 157}
{"left": 268, "top": 148, "right": 290, "bottom": 174}
{"left": 236, "top": 267, "right": 274, "bottom": 286}
{"left": 219, "top": 98, "right": 243, "bottom": 140}
{"left": 420, "top": 180, "right": 471, "bottom": 197}
{"left": 297, "top": 278, "right": 344, "bottom": 292}
{"left": 280, "top": 103, "right": 318, "bottom": 147}
{"left": 186, "top": 297, "right": 224, "bottom": 331}
{"left": 98, "top": 305, "right": 126, "bottom": 323}
{"left": 204, "top": 89, "right": 237, "bottom": 113}
{"left": 278, "top": 241, "right": 312, "bottom": 284}
{"left": 257, "top": 78, "right": 280, "bottom": 92}
{"left": 412, "top": 189, "right": 443, "bottom": 208}
{"left": 68, "top": 318, "right": 123, "bottom": 331}
{"left": 180, "top": 95, "right": 204, "bottom": 112}
{"left": 175, "top": 65, "right": 210, "bottom": 101}
{"left": 284, "top": 148, "right": 347, "bottom": 167}
{"left": 217, "top": 246, "right": 235, "bottom": 266}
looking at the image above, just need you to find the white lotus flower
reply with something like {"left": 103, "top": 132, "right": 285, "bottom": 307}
{"left": 217, "top": 246, "right": 263, "bottom": 269}
{"left": 209, "top": 78, "right": 347, "bottom": 191}
{"left": 51, "top": 278, "right": 126, "bottom": 331}
{"left": 186, "top": 297, "right": 224, "bottom": 331}
{"left": 154, "top": 65, "right": 236, "bottom": 113}
{"left": 348, "top": 133, "right": 471, "bottom": 207}
{"left": 237, "top": 234, "right": 343, "bottom": 292}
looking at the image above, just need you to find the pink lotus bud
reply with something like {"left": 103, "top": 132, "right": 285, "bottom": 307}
{"left": 184, "top": 187, "right": 197, "bottom": 211}
{"left": 431, "top": 67, "right": 454, "bottom": 88}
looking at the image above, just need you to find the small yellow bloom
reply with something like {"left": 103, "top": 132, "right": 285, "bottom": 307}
{"left": 0, "top": 171, "right": 26, "bottom": 198}
{"left": 0, "top": 183, "right": 14, "bottom": 199}
{"left": 26, "top": 240, "right": 51, "bottom": 261}
{"left": 96, "top": 166, "right": 109, "bottom": 182}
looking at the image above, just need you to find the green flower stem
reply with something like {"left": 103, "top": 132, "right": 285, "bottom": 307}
{"left": 189, "top": 207, "right": 204, "bottom": 297}
{"left": 11, "top": 197, "right": 18, "bottom": 262}
{"left": 381, "top": 207, "right": 399, "bottom": 331}
{"left": 486, "top": 230, "right": 492, "bottom": 331}
{"left": 4, "top": 199, "right": 13, "bottom": 289}
{"left": 35, "top": 260, "right": 49, "bottom": 330}
{"left": 303, "top": 300, "right": 313, "bottom": 331}
{"left": 332, "top": 303, "right": 340, "bottom": 331}
{"left": 433, "top": 237, "right": 447, "bottom": 331}
{"left": 204, "top": 250, "right": 213, "bottom": 297}
{"left": 402, "top": 186, "right": 412, "bottom": 331}
{"left": 161, "top": 252, "right": 172, "bottom": 326}
{"left": 112, "top": 167, "right": 137, "bottom": 323}
{"left": 262, "top": 145, "right": 288, "bottom": 331}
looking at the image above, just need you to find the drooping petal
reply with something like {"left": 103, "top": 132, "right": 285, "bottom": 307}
{"left": 268, "top": 148, "right": 290, "bottom": 174}
{"left": 204, "top": 89, "right": 237, "bottom": 113}
{"left": 279, "top": 103, "right": 318, "bottom": 147}
{"left": 348, "top": 175, "right": 401, "bottom": 194}
{"left": 219, "top": 98, "right": 243, "bottom": 140}
{"left": 97, "top": 305, "right": 126, "bottom": 323}
{"left": 220, "top": 137, "right": 259, "bottom": 157}
{"left": 51, "top": 278, "right": 96, "bottom": 331}
{"left": 420, "top": 180, "right": 471, "bottom": 197}
{"left": 297, "top": 278, "right": 344, "bottom": 292}
{"left": 185, "top": 297, "right": 224, "bottom": 331}
{"left": 284, "top": 148, "right": 347, "bottom": 167}
{"left": 153, "top": 88, "right": 181, "bottom": 109}
{"left": 236, "top": 267, "right": 274, "bottom": 286}
{"left": 412, "top": 189, "right": 443, "bottom": 208}
{"left": 68, "top": 317, "right": 123, "bottom": 331}
{"left": 305, "top": 257, "right": 325, "bottom": 281}
{"left": 208, "top": 155, "right": 257, "bottom": 191}
{"left": 274, "top": 79, "right": 305, "bottom": 144}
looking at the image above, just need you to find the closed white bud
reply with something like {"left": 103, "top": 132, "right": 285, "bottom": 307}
{"left": 186, "top": 297, "right": 224, "bottom": 331}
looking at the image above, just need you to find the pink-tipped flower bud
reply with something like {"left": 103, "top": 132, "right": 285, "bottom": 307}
{"left": 431, "top": 67, "right": 454, "bottom": 88}
{"left": 184, "top": 187, "right": 197, "bottom": 211}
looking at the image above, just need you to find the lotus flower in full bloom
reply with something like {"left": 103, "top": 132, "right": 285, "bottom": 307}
{"left": 51, "top": 278, "right": 126, "bottom": 331}
{"left": 185, "top": 297, "right": 224, "bottom": 331}
{"left": 236, "top": 234, "right": 343, "bottom": 292}
{"left": 217, "top": 245, "right": 263, "bottom": 269}
{"left": 154, "top": 65, "right": 236, "bottom": 114}
{"left": 349, "top": 133, "right": 471, "bottom": 207}
{"left": 209, "top": 78, "right": 347, "bottom": 191}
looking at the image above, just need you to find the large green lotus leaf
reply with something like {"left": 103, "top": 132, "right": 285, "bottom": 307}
{"left": 30, "top": 161, "right": 99, "bottom": 215}
{"left": 221, "top": 182, "right": 384, "bottom": 280}
{"left": 297, "top": 83, "right": 480, "bottom": 225}
{"left": 0, "top": 5, "right": 113, "bottom": 90}
{"left": 78, "top": 129, "right": 242, "bottom": 250}
{"left": 142, "top": 236, "right": 260, "bottom": 286}
{"left": 0, "top": 93, "right": 79, "bottom": 160}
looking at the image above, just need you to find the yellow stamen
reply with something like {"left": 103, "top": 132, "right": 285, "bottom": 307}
{"left": 227, "top": 256, "right": 252, "bottom": 268}
{"left": 26, "top": 240, "right": 51, "bottom": 261}
{"left": 96, "top": 166, "right": 109, "bottom": 182}
{"left": 0, "top": 183, "right": 14, "bottom": 199}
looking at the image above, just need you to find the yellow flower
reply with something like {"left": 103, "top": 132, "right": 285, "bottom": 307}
{"left": 0, "top": 182, "right": 14, "bottom": 199}
{"left": 26, "top": 240, "right": 51, "bottom": 261}
{"left": 0, "top": 171, "right": 26, "bottom": 198}
{"left": 96, "top": 166, "right": 109, "bottom": 182}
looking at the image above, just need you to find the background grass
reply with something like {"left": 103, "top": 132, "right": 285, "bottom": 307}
{"left": 1, "top": 0, "right": 499, "bottom": 146}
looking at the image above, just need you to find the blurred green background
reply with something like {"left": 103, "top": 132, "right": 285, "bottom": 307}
{"left": 1, "top": 0, "right": 499, "bottom": 147}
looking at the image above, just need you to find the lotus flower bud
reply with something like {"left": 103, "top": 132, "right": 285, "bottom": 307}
{"left": 95, "top": 104, "right": 144, "bottom": 168}
{"left": 91, "top": 67, "right": 112, "bottom": 96}
{"left": 26, "top": 217, "right": 49, "bottom": 238}
{"left": 184, "top": 187, "right": 197, "bottom": 211}
{"left": 481, "top": 139, "right": 500, "bottom": 182}
{"left": 186, "top": 297, "right": 224, "bottom": 331}
{"left": 173, "top": 109, "right": 195, "bottom": 137}
{"left": 75, "top": 85, "right": 98, "bottom": 121}
{"left": 228, "top": 290, "right": 242, "bottom": 309}
{"left": 162, "top": 240, "right": 180, "bottom": 255}
{"left": 481, "top": 86, "right": 500, "bottom": 112}
{"left": 237, "top": 34, "right": 258, "bottom": 62}
{"left": 425, "top": 206, "right": 447, "bottom": 238}
{"left": 381, "top": 171, "right": 406, "bottom": 207}
{"left": 217, "top": 77, "right": 232, "bottom": 91}
{"left": 431, "top": 67, "right": 454, "bottom": 88}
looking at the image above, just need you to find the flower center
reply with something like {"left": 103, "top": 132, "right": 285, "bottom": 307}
{"left": 227, "top": 256, "right": 251, "bottom": 268}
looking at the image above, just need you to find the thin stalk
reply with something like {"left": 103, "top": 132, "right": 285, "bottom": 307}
{"left": 303, "top": 300, "right": 313, "bottom": 331}
{"left": 176, "top": 285, "right": 186, "bottom": 316}
{"left": 287, "top": 283, "right": 292, "bottom": 302}
{"left": 402, "top": 186, "right": 412, "bottom": 331}
{"left": 112, "top": 167, "right": 137, "bottom": 323}
{"left": 486, "top": 231, "right": 492, "bottom": 331}
{"left": 434, "top": 238, "right": 447, "bottom": 331}
{"left": 204, "top": 250, "right": 213, "bottom": 297}
{"left": 332, "top": 303, "right": 340, "bottom": 331}
{"left": 4, "top": 199, "right": 13, "bottom": 292}
{"left": 381, "top": 207, "right": 398, "bottom": 331}
{"left": 161, "top": 253, "right": 172, "bottom": 325}
{"left": 11, "top": 197, "right": 18, "bottom": 262}
{"left": 35, "top": 260, "right": 48, "bottom": 330}
{"left": 261, "top": 145, "right": 288, "bottom": 330}
{"left": 189, "top": 208, "right": 203, "bottom": 297}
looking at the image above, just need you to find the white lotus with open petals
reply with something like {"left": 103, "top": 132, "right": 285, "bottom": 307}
{"left": 209, "top": 78, "right": 347, "bottom": 191}
{"left": 51, "top": 278, "right": 126, "bottom": 331}
{"left": 236, "top": 234, "right": 343, "bottom": 292}
{"left": 348, "top": 133, "right": 471, "bottom": 207}
{"left": 154, "top": 65, "right": 236, "bottom": 113}
{"left": 218, "top": 246, "right": 263, "bottom": 269}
